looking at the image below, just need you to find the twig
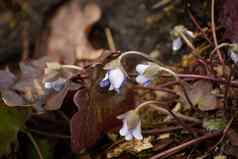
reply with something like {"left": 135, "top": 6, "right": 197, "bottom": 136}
{"left": 224, "top": 65, "right": 234, "bottom": 117}
{"left": 105, "top": 27, "right": 116, "bottom": 51}
{"left": 176, "top": 74, "right": 238, "bottom": 88}
{"left": 203, "top": 117, "right": 234, "bottom": 155}
{"left": 209, "top": 43, "right": 231, "bottom": 61}
{"left": 25, "top": 131, "right": 44, "bottom": 159}
{"left": 57, "top": 110, "right": 70, "bottom": 122}
{"left": 211, "top": 0, "right": 224, "bottom": 64}
{"left": 150, "top": 132, "right": 222, "bottom": 159}
{"left": 134, "top": 85, "right": 178, "bottom": 96}
{"left": 61, "top": 65, "right": 83, "bottom": 71}
{"left": 27, "top": 128, "right": 70, "bottom": 139}
{"left": 186, "top": 4, "right": 213, "bottom": 46}
{"left": 143, "top": 126, "right": 183, "bottom": 135}
{"left": 135, "top": 101, "right": 201, "bottom": 124}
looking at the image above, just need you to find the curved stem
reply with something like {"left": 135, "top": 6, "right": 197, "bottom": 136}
{"left": 135, "top": 100, "right": 201, "bottom": 124}
{"left": 118, "top": 51, "right": 158, "bottom": 79}
{"left": 209, "top": 43, "right": 231, "bottom": 60}
{"left": 211, "top": 0, "right": 224, "bottom": 64}
{"left": 25, "top": 131, "right": 44, "bottom": 159}
{"left": 119, "top": 51, "right": 156, "bottom": 63}
{"left": 179, "top": 32, "right": 195, "bottom": 50}
{"left": 27, "top": 128, "right": 70, "bottom": 139}
{"left": 158, "top": 67, "right": 196, "bottom": 111}
{"left": 61, "top": 65, "right": 83, "bottom": 71}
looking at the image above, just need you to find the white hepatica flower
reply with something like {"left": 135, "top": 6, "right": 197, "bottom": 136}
{"left": 172, "top": 25, "right": 195, "bottom": 51}
{"left": 230, "top": 50, "right": 238, "bottom": 64}
{"left": 100, "top": 68, "right": 125, "bottom": 93}
{"left": 136, "top": 64, "right": 151, "bottom": 86}
{"left": 44, "top": 78, "right": 66, "bottom": 92}
{"left": 185, "top": 30, "right": 195, "bottom": 39}
{"left": 117, "top": 110, "right": 143, "bottom": 140}
{"left": 172, "top": 37, "right": 183, "bottom": 51}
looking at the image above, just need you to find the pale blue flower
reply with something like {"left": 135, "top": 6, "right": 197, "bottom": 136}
{"left": 172, "top": 37, "right": 183, "bottom": 51}
{"left": 44, "top": 78, "right": 66, "bottom": 92}
{"left": 230, "top": 50, "right": 238, "bottom": 64}
{"left": 117, "top": 111, "right": 143, "bottom": 141}
{"left": 136, "top": 64, "right": 151, "bottom": 86}
{"left": 100, "top": 68, "right": 125, "bottom": 93}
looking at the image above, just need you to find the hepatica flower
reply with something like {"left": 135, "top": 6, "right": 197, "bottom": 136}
{"left": 171, "top": 25, "right": 195, "bottom": 51}
{"left": 100, "top": 68, "right": 125, "bottom": 93}
{"left": 172, "top": 37, "right": 183, "bottom": 51}
{"left": 229, "top": 43, "right": 238, "bottom": 64}
{"left": 136, "top": 64, "right": 151, "bottom": 86}
{"left": 44, "top": 78, "right": 66, "bottom": 92}
{"left": 117, "top": 110, "right": 143, "bottom": 140}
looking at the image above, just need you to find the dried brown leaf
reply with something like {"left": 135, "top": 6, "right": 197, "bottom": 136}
{"left": 48, "top": 1, "right": 103, "bottom": 64}
{"left": 0, "top": 70, "right": 16, "bottom": 90}
{"left": 107, "top": 137, "right": 153, "bottom": 158}
{"left": 1, "top": 90, "right": 26, "bottom": 107}
{"left": 71, "top": 68, "right": 135, "bottom": 152}
{"left": 227, "top": 129, "right": 238, "bottom": 146}
{"left": 176, "top": 80, "right": 218, "bottom": 111}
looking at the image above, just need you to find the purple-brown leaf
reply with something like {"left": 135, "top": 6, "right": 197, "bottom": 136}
{"left": 71, "top": 75, "right": 134, "bottom": 152}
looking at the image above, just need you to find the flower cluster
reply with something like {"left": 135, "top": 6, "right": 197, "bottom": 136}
{"left": 99, "top": 51, "right": 178, "bottom": 141}
{"left": 99, "top": 62, "right": 158, "bottom": 93}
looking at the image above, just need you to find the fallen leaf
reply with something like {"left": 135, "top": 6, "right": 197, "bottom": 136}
{"left": 158, "top": 133, "right": 170, "bottom": 140}
{"left": 47, "top": 0, "right": 103, "bottom": 64}
{"left": 1, "top": 90, "right": 26, "bottom": 107}
{"left": 71, "top": 67, "right": 135, "bottom": 152}
{"left": 176, "top": 80, "right": 219, "bottom": 111}
{"left": 0, "top": 70, "right": 16, "bottom": 90}
{"left": 107, "top": 137, "right": 153, "bottom": 158}
{"left": 202, "top": 118, "right": 226, "bottom": 131}
{"left": 214, "top": 155, "right": 227, "bottom": 159}
{"left": 227, "top": 129, "right": 238, "bottom": 146}
{"left": 224, "top": 144, "right": 238, "bottom": 158}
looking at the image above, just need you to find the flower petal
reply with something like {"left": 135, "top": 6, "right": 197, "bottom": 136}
{"left": 117, "top": 112, "right": 129, "bottom": 120}
{"left": 108, "top": 84, "right": 114, "bottom": 91}
{"left": 100, "top": 72, "right": 110, "bottom": 88}
{"left": 230, "top": 51, "right": 238, "bottom": 64}
{"left": 125, "top": 132, "right": 133, "bottom": 141}
{"left": 172, "top": 37, "right": 183, "bottom": 51}
{"left": 44, "top": 82, "right": 52, "bottom": 89}
{"left": 132, "top": 121, "right": 143, "bottom": 140}
{"left": 119, "top": 119, "right": 129, "bottom": 136}
{"left": 51, "top": 78, "right": 66, "bottom": 92}
{"left": 136, "top": 75, "right": 151, "bottom": 86}
{"left": 108, "top": 68, "right": 125, "bottom": 90}
{"left": 185, "top": 30, "right": 195, "bottom": 38}
{"left": 136, "top": 64, "right": 150, "bottom": 75}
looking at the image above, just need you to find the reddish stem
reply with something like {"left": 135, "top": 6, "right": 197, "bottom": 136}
{"left": 150, "top": 132, "right": 221, "bottom": 159}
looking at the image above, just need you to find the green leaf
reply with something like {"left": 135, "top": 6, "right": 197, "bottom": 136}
{"left": 0, "top": 106, "right": 28, "bottom": 156}
{"left": 203, "top": 118, "right": 226, "bottom": 131}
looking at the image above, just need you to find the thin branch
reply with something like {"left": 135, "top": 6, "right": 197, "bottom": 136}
{"left": 211, "top": 0, "right": 224, "bottom": 64}
{"left": 150, "top": 132, "right": 222, "bottom": 159}
{"left": 25, "top": 132, "right": 44, "bottom": 159}
{"left": 27, "top": 128, "right": 70, "bottom": 139}
{"left": 105, "top": 27, "right": 116, "bottom": 51}
{"left": 135, "top": 101, "right": 201, "bottom": 124}
{"left": 187, "top": 5, "right": 213, "bottom": 46}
